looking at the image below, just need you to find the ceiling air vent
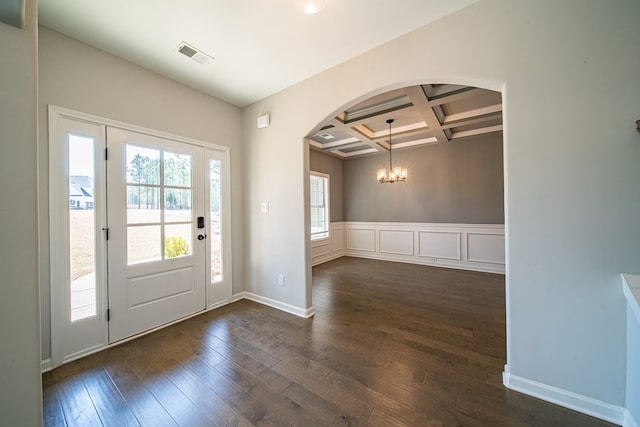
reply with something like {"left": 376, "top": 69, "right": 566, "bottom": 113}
{"left": 319, "top": 133, "right": 334, "bottom": 140}
{"left": 177, "top": 42, "right": 214, "bottom": 65}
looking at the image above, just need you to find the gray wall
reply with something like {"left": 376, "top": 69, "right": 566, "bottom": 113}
{"left": 0, "top": 0, "right": 42, "bottom": 423}
{"left": 344, "top": 132, "right": 504, "bottom": 223}
{"left": 309, "top": 149, "right": 344, "bottom": 222}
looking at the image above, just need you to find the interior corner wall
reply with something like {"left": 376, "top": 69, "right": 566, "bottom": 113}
{"left": 38, "top": 26, "right": 244, "bottom": 362}
{"left": 344, "top": 132, "right": 504, "bottom": 223}
{"left": 309, "top": 149, "right": 344, "bottom": 222}
{"left": 0, "top": 0, "right": 42, "bottom": 424}
{"left": 242, "top": 0, "right": 640, "bottom": 415}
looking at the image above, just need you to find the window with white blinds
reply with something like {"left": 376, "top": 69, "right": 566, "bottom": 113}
{"left": 310, "top": 172, "right": 329, "bottom": 240}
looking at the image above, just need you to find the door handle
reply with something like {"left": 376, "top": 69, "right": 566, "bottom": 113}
{"left": 197, "top": 234, "right": 206, "bottom": 240}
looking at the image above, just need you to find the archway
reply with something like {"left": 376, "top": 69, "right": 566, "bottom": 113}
{"left": 303, "top": 80, "right": 508, "bottom": 366}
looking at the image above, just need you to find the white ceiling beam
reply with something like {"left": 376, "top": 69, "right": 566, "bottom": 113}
{"left": 441, "top": 112, "right": 501, "bottom": 130}
{"left": 368, "top": 121, "right": 428, "bottom": 139}
{"left": 442, "top": 104, "right": 503, "bottom": 124}
{"left": 322, "top": 141, "right": 367, "bottom": 153}
{"left": 403, "top": 86, "right": 449, "bottom": 144}
{"left": 337, "top": 104, "right": 416, "bottom": 128}
{"left": 342, "top": 96, "right": 412, "bottom": 123}
{"left": 337, "top": 148, "right": 379, "bottom": 158}
{"left": 393, "top": 137, "right": 438, "bottom": 149}
{"left": 426, "top": 87, "right": 486, "bottom": 107}
{"left": 450, "top": 124, "right": 503, "bottom": 140}
{"left": 325, "top": 118, "right": 383, "bottom": 153}
{"left": 317, "top": 136, "right": 360, "bottom": 149}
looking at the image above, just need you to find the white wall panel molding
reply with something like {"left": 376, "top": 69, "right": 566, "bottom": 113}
{"left": 467, "top": 232, "right": 505, "bottom": 265}
{"left": 346, "top": 227, "right": 376, "bottom": 252}
{"left": 343, "top": 222, "right": 505, "bottom": 274}
{"left": 379, "top": 229, "right": 414, "bottom": 256}
{"left": 418, "top": 231, "right": 461, "bottom": 260}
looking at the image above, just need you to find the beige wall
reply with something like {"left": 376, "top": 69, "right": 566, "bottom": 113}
{"left": 243, "top": 0, "right": 640, "bottom": 414}
{"left": 38, "top": 26, "right": 244, "bottom": 361}
{"left": 0, "top": 0, "right": 42, "bottom": 424}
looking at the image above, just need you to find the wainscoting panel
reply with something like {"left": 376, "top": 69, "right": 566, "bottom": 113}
{"left": 467, "top": 232, "right": 505, "bottom": 265}
{"left": 379, "top": 229, "right": 414, "bottom": 256}
{"left": 418, "top": 231, "right": 461, "bottom": 260}
{"left": 346, "top": 227, "right": 376, "bottom": 252}
{"left": 342, "top": 222, "right": 505, "bottom": 274}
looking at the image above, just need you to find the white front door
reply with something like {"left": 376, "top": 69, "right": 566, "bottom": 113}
{"left": 106, "top": 127, "right": 206, "bottom": 343}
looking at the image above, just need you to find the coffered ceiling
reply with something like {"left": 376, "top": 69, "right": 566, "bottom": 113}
{"left": 309, "top": 84, "right": 503, "bottom": 159}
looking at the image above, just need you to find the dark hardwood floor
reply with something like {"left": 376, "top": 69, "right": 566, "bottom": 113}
{"left": 43, "top": 257, "right": 616, "bottom": 426}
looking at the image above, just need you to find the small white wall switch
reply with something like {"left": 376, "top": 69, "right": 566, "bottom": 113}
{"left": 260, "top": 201, "right": 269, "bottom": 213}
{"left": 278, "top": 274, "right": 285, "bottom": 286}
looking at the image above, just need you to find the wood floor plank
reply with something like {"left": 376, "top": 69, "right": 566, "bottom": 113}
{"left": 42, "top": 383, "right": 67, "bottom": 427}
{"left": 43, "top": 257, "right": 616, "bottom": 427}
{"left": 82, "top": 368, "right": 139, "bottom": 427}
{"left": 104, "top": 363, "right": 179, "bottom": 427}
{"left": 129, "top": 353, "right": 216, "bottom": 427}
{"left": 56, "top": 374, "right": 103, "bottom": 427}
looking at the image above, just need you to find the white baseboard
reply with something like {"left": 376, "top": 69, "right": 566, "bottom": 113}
{"left": 503, "top": 372, "right": 625, "bottom": 425}
{"left": 41, "top": 358, "right": 52, "bottom": 373}
{"left": 344, "top": 251, "right": 505, "bottom": 274}
{"left": 625, "top": 409, "right": 640, "bottom": 427}
{"left": 235, "top": 291, "right": 315, "bottom": 318}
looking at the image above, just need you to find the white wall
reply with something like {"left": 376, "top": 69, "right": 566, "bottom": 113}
{"left": 0, "top": 0, "right": 43, "bottom": 424}
{"left": 243, "top": 0, "right": 640, "bottom": 420}
{"left": 38, "top": 27, "right": 244, "bottom": 361}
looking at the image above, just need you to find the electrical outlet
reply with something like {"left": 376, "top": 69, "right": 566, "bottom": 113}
{"left": 260, "top": 202, "right": 269, "bottom": 213}
{"left": 278, "top": 274, "right": 285, "bottom": 286}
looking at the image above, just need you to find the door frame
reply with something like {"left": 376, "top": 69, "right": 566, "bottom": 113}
{"left": 47, "top": 105, "right": 233, "bottom": 369}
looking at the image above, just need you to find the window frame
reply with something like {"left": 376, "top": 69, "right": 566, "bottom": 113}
{"left": 310, "top": 171, "right": 330, "bottom": 241}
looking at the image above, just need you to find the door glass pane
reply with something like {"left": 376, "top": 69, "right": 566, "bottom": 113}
{"left": 164, "top": 151, "right": 192, "bottom": 187}
{"left": 68, "top": 134, "right": 96, "bottom": 321}
{"left": 126, "top": 145, "right": 160, "bottom": 185}
{"left": 127, "top": 186, "right": 160, "bottom": 223}
{"left": 165, "top": 188, "right": 192, "bottom": 223}
{"left": 165, "top": 224, "right": 192, "bottom": 258}
{"left": 210, "top": 159, "right": 222, "bottom": 283}
{"left": 127, "top": 225, "right": 161, "bottom": 264}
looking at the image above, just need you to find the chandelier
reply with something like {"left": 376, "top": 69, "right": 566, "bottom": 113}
{"left": 377, "top": 119, "right": 408, "bottom": 184}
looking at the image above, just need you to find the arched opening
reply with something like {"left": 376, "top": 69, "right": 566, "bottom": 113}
{"left": 304, "top": 80, "right": 508, "bottom": 368}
